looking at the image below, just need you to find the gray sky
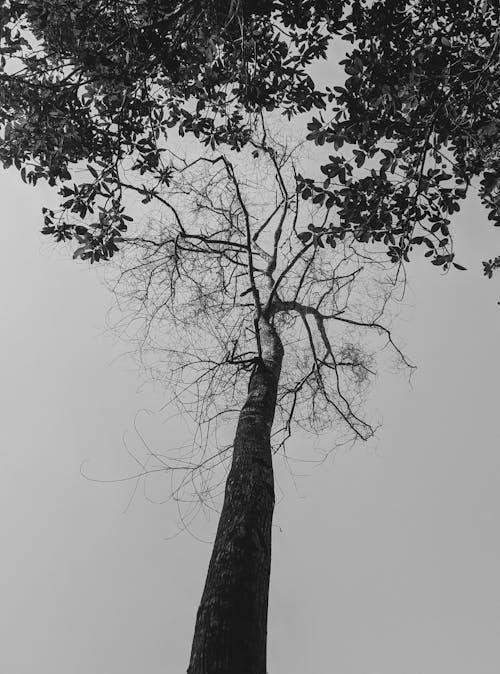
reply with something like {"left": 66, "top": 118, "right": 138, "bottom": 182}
{"left": 1, "top": 153, "right": 500, "bottom": 674}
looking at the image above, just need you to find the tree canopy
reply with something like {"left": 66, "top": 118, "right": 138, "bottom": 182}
{"left": 1, "top": 0, "right": 498, "bottom": 277}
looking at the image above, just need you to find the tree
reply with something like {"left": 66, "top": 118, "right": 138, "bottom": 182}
{"left": 108, "top": 132, "right": 408, "bottom": 672}
{"left": 0, "top": 1, "right": 498, "bottom": 672}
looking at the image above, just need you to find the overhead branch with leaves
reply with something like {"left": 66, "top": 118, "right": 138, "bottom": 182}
{"left": 1, "top": 0, "right": 498, "bottom": 279}
{"left": 299, "top": 0, "right": 500, "bottom": 277}
{"left": 0, "top": 0, "right": 343, "bottom": 259}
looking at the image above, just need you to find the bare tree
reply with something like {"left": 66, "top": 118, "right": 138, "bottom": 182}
{"left": 106, "top": 125, "right": 410, "bottom": 672}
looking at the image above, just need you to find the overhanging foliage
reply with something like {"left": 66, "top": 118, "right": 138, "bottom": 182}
{"left": 0, "top": 0, "right": 498, "bottom": 275}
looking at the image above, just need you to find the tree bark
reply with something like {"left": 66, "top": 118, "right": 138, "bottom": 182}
{"left": 187, "top": 317, "right": 283, "bottom": 674}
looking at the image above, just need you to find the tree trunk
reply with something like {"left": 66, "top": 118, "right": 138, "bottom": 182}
{"left": 187, "top": 318, "right": 283, "bottom": 674}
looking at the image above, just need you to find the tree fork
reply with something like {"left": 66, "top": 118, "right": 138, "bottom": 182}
{"left": 188, "top": 318, "right": 283, "bottom": 674}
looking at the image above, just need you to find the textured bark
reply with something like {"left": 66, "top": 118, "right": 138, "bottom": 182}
{"left": 187, "top": 318, "right": 283, "bottom": 674}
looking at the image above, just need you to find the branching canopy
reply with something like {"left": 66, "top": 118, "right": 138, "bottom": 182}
{"left": 1, "top": 1, "right": 498, "bottom": 276}
{"left": 101, "top": 129, "right": 411, "bottom": 512}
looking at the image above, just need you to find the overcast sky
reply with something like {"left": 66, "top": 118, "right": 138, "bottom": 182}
{"left": 1, "top": 142, "right": 500, "bottom": 674}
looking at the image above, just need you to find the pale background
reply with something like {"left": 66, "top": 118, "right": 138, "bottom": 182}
{"left": 1, "top": 151, "right": 499, "bottom": 674}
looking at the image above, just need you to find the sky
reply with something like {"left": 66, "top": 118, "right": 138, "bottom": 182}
{"left": 1, "top": 146, "right": 500, "bottom": 674}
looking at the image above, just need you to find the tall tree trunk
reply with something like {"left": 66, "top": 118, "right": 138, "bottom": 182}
{"left": 187, "top": 317, "right": 283, "bottom": 674}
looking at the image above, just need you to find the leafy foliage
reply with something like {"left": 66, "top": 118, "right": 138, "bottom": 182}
{"left": 0, "top": 0, "right": 499, "bottom": 276}
{"left": 0, "top": 0, "right": 342, "bottom": 260}
{"left": 299, "top": 0, "right": 500, "bottom": 274}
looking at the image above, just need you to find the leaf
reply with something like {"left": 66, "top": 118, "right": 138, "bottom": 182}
{"left": 72, "top": 246, "right": 88, "bottom": 260}
{"left": 353, "top": 150, "right": 365, "bottom": 168}
{"left": 298, "top": 231, "right": 313, "bottom": 243}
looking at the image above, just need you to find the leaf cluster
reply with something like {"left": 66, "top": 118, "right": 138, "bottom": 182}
{"left": 0, "top": 0, "right": 344, "bottom": 258}
{"left": 299, "top": 0, "right": 500, "bottom": 273}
